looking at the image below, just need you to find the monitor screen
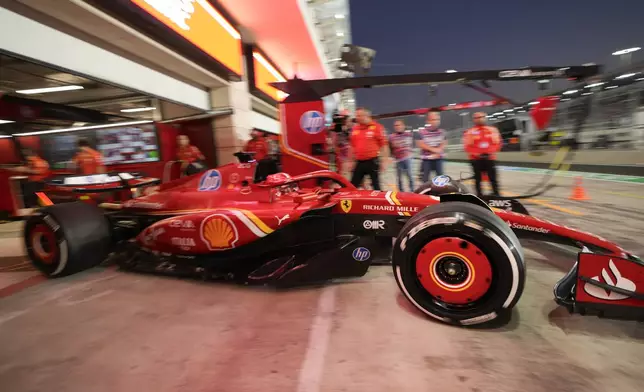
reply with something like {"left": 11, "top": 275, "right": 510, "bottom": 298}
{"left": 40, "top": 124, "right": 160, "bottom": 169}
{"left": 96, "top": 124, "right": 160, "bottom": 165}
{"left": 40, "top": 131, "right": 98, "bottom": 170}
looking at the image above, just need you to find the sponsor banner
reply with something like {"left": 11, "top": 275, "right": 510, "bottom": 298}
{"left": 362, "top": 205, "right": 419, "bottom": 213}
{"left": 363, "top": 219, "right": 385, "bottom": 230}
{"left": 198, "top": 169, "right": 222, "bottom": 191}
{"left": 506, "top": 221, "right": 550, "bottom": 234}
{"left": 352, "top": 247, "right": 371, "bottom": 261}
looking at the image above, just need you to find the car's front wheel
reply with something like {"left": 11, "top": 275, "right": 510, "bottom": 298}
{"left": 392, "top": 201, "right": 525, "bottom": 326}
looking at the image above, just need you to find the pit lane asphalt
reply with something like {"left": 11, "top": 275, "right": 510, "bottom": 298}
{"left": 1, "top": 163, "right": 644, "bottom": 392}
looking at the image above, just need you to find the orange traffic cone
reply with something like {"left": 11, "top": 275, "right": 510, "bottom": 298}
{"left": 569, "top": 177, "right": 590, "bottom": 201}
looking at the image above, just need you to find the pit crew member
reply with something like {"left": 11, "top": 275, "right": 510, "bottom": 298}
{"left": 348, "top": 107, "right": 390, "bottom": 190}
{"left": 176, "top": 135, "right": 206, "bottom": 175}
{"left": 463, "top": 111, "right": 502, "bottom": 196}
{"left": 7, "top": 148, "right": 50, "bottom": 207}
{"left": 72, "top": 138, "right": 106, "bottom": 175}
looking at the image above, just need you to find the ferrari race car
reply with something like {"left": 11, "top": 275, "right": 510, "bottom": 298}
{"left": 22, "top": 155, "right": 644, "bottom": 327}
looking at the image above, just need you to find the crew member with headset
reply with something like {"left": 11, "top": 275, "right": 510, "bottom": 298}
{"left": 462, "top": 111, "right": 502, "bottom": 196}
{"left": 176, "top": 134, "right": 206, "bottom": 175}
{"left": 348, "top": 107, "right": 389, "bottom": 190}
{"left": 72, "top": 138, "right": 106, "bottom": 175}
{"left": 7, "top": 148, "right": 50, "bottom": 208}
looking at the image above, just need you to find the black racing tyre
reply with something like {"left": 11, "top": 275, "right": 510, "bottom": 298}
{"left": 392, "top": 201, "right": 525, "bottom": 326}
{"left": 23, "top": 201, "right": 111, "bottom": 278}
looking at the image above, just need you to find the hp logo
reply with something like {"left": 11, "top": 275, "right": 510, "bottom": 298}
{"left": 432, "top": 175, "right": 451, "bottom": 187}
{"left": 198, "top": 170, "right": 222, "bottom": 191}
{"left": 352, "top": 247, "right": 371, "bottom": 262}
{"left": 300, "top": 111, "right": 325, "bottom": 134}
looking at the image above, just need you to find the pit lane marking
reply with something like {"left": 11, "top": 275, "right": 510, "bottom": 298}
{"left": 604, "top": 191, "right": 644, "bottom": 200}
{"left": 504, "top": 192, "right": 585, "bottom": 216}
{"left": 296, "top": 285, "right": 336, "bottom": 392}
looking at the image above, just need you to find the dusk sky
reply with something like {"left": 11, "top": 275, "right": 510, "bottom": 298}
{"left": 348, "top": 0, "right": 644, "bottom": 129}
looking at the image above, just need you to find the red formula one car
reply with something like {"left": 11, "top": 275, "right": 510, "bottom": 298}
{"left": 22, "top": 154, "right": 644, "bottom": 327}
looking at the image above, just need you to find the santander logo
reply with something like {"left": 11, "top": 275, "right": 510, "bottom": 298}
{"left": 583, "top": 259, "right": 636, "bottom": 301}
{"left": 143, "top": 0, "right": 196, "bottom": 31}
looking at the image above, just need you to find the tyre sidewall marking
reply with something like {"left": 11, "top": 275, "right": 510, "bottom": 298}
{"left": 41, "top": 214, "right": 69, "bottom": 276}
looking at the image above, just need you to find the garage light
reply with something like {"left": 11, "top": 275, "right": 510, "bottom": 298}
{"left": 336, "top": 31, "right": 344, "bottom": 37}
{"left": 15, "top": 120, "right": 153, "bottom": 137}
{"left": 585, "top": 82, "right": 605, "bottom": 88}
{"left": 334, "top": 14, "right": 345, "bottom": 19}
{"left": 16, "top": 85, "right": 84, "bottom": 95}
{"left": 0, "top": 120, "right": 15, "bottom": 124}
{"left": 448, "top": 103, "right": 456, "bottom": 106}
{"left": 615, "top": 73, "right": 637, "bottom": 80}
{"left": 121, "top": 107, "right": 156, "bottom": 113}
{"left": 445, "top": 69, "right": 457, "bottom": 73}
{"left": 563, "top": 90, "right": 578, "bottom": 95}
{"left": 503, "top": 109, "right": 513, "bottom": 113}
{"left": 637, "top": 77, "right": 644, "bottom": 82}
{"left": 612, "top": 47, "right": 641, "bottom": 56}
{"left": 528, "top": 101, "right": 539, "bottom": 105}
{"left": 605, "top": 85, "right": 618, "bottom": 90}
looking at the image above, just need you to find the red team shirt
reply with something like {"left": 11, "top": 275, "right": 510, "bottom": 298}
{"left": 462, "top": 125, "right": 502, "bottom": 160}
{"left": 27, "top": 156, "right": 50, "bottom": 181}
{"left": 350, "top": 122, "right": 386, "bottom": 161}
{"left": 245, "top": 138, "right": 269, "bottom": 161}
{"left": 73, "top": 148, "right": 105, "bottom": 175}
{"left": 177, "top": 145, "right": 205, "bottom": 163}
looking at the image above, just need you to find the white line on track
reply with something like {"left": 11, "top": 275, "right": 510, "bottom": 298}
{"left": 296, "top": 285, "right": 336, "bottom": 392}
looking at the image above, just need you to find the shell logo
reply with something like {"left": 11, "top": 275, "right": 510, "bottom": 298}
{"left": 200, "top": 214, "right": 239, "bottom": 251}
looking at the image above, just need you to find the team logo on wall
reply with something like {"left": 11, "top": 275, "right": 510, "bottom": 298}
{"left": 198, "top": 170, "right": 222, "bottom": 191}
{"left": 300, "top": 111, "right": 325, "bottom": 134}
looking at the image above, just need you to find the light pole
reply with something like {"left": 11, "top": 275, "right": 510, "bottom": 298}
{"left": 612, "top": 47, "right": 641, "bottom": 66}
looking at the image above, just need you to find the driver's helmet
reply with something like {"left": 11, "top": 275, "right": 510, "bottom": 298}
{"left": 265, "top": 172, "right": 292, "bottom": 185}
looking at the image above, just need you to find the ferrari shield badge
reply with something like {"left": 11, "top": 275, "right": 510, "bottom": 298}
{"left": 340, "top": 199, "right": 352, "bottom": 213}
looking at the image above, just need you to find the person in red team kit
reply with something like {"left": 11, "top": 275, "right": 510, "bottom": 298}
{"left": 72, "top": 138, "right": 106, "bottom": 175}
{"left": 244, "top": 128, "right": 269, "bottom": 161}
{"left": 462, "top": 111, "right": 502, "bottom": 196}
{"left": 176, "top": 135, "right": 206, "bottom": 175}
{"left": 348, "top": 107, "right": 389, "bottom": 190}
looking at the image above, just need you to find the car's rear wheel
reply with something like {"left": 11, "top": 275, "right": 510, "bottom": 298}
{"left": 24, "top": 202, "right": 111, "bottom": 278}
{"left": 392, "top": 201, "right": 525, "bottom": 326}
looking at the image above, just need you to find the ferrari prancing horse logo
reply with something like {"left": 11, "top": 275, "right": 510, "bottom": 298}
{"left": 341, "top": 200, "right": 352, "bottom": 213}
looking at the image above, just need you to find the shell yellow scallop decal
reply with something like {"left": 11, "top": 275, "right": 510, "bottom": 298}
{"left": 200, "top": 214, "right": 239, "bottom": 251}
